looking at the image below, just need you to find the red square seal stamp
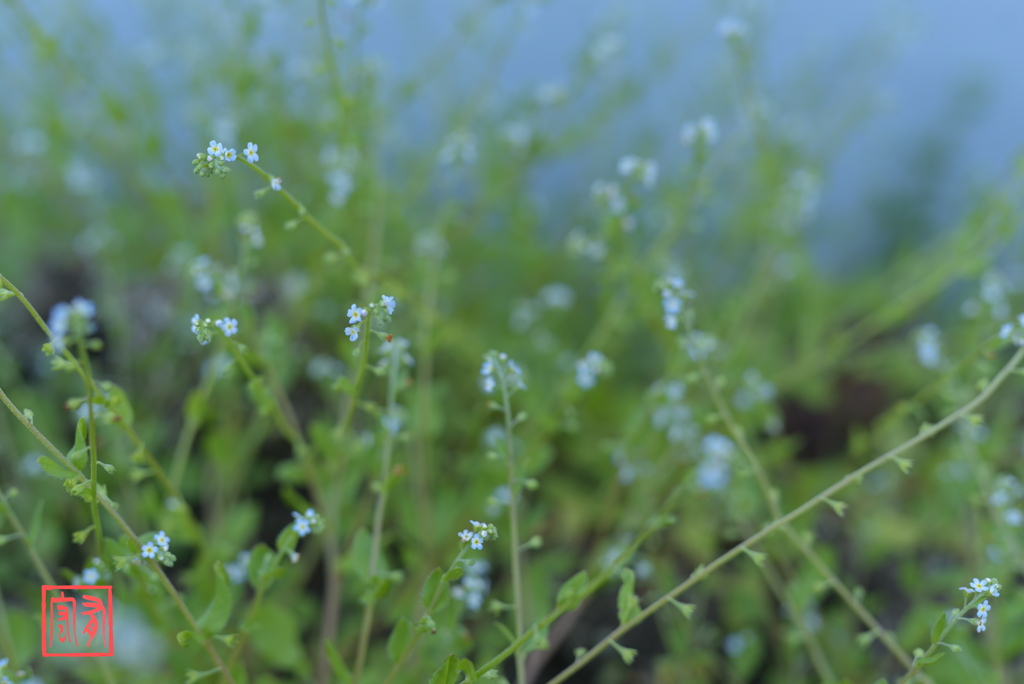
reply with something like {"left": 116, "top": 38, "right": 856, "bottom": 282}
{"left": 41, "top": 585, "right": 113, "bottom": 657}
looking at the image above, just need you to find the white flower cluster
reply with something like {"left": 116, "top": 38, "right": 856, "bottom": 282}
{"left": 438, "top": 129, "right": 478, "bottom": 166}
{"left": 731, "top": 368, "right": 777, "bottom": 412}
{"left": 997, "top": 314, "right": 1024, "bottom": 346}
{"left": 617, "top": 155, "right": 658, "bottom": 189}
{"left": 451, "top": 559, "right": 491, "bottom": 611}
{"left": 457, "top": 520, "right": 498, "bottom": 551}
{"left": 590, "top": 179, "right": 627, "bottom": 216}
{"left": 660, "top": 276, "right": 694, "bottom": 331}
{"left": 680, "top": 116, "right": 719, "bottom": 148}
{"left": 237, "top": 210, "right": 265, "bottom": 249}
{"left": 48, "top": 296, "right": 97, "bottom": 353}
{"left": 575, "top": 350, "right": 612, "bottom": 390}
{"left": 650, "top": 380, "right": 701, "bottom": 445}
{"left": 137, "top": 530, "right": 175, "bottom": 567}
{"left": 291, "top": 508, "right": 325, "bottom": 538}
{"left": 695, "top": 432, "right": 735, "bottom": 492}
{"left": 190, "top": 313, "right": 238, "bottom": 345}
{"left": 988, "top": 474, "right": 1024, "bottom": 527}
{"left": 959, "top": 577, "right": 1001, "bottom": 632}
{"left": 480, "top": 351, "right": 526, "bottom": 394}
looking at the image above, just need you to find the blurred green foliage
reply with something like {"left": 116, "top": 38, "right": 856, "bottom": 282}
{"left": 2, "top": 1, "right": 1024, "bottom": 684}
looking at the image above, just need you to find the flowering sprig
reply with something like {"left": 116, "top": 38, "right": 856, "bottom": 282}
{"left": 480, "top": 351, "right": 526, "bottom": 395}
{"left": 457, "top": 520, "right": 498, "bottom": 551}
{"left": 343, "top": 295, "right": 397, "bottom": 343}
{"left": 575, "top": 350, "right": 613, "bottom": 390}
{"left": 120, "top": 531, "right": 177, "bottom": 568}
{"left": 192, "top": 139, "right": 237, "bottom": 179}
{"left": 616, "top": 155, "right": 658, "bottom": 189}
{"left": 191, "top": 313, "right": 239, "bottom": 345}
{"left": 291, "top": 508, "right": 325, "bottom": 538}
{"left": 659, "top": 276, "right": 695, "bottom": 331}
{"left": 680, "top": 116, "right": 719, "bottom": 148}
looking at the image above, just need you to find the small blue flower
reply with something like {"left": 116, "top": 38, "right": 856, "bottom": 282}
{"left": 345, "top": 325, "right": 360, "bottom": 342}
{"left": 381, "top": 295, "right": 396, "bottom": 315}
{"left": 244, "top": 142, "right": 259, "bottom": 163}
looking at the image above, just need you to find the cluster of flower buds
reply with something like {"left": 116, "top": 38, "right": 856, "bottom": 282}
{"left": 291, "top": 508, "right": 325, "bottom": 538}
{"left": 135, "top": 530, "right": 176, "bottom": 567}
{"left": 191, "top": 313, "right": 239, "bottom": 345}
{"left": 959, "top": 577, "right": 1001, "bottom": 632}
{"left": 344, "top": 295, "right": 397, "bottom": 342}
{"left": 659, "top": 276, "right": 695, "bottom": 331}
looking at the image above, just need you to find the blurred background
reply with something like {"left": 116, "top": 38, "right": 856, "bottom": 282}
{"left": 2, "top": 0, "right": 1024, "bottom": 683}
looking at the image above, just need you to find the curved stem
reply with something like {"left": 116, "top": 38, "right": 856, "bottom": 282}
{"left": 544, "top": 345, "right": 1024, "bottom": 684}
{"left": 353, "top": 340, "right": 402, "bottom": 682}
{"left": 77, "top": 338, "right": 105, "bottom": 559}
{"left": 0, "top": 383, "right": 236, "bottom": 684}
{"left": 0, "top": 479, "right": 55, "bottom": 584}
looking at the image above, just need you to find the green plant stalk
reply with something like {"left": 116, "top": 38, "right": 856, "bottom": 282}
{"left": 353, "top": 340, "right": 402, "bottom": 683}
{"left": 0, "top": 384, "right": 236, "bottom": 684}
{"left": 543, "top": 345, "right": 1024, "bottom": 684}
{"left": 498, "top": 372, "right": 527, "bottom": 684}
{"left": 169, "top": 368, "right": 218, "bottom": 489}
{"left": 0, "top": 479, "right": 54, "bottom": 583}
{"left": 897, "top": 598, "right": 982, "bottom": 684}
{"left": 0, "top": 274, "right": 191, "bottom": 512}
{"left": 380, "top": 547, "right": 468, "bottom": 684}
{"left": 0, "top": 582, "right": 17, "bottom": 669}
{"left": 77, "top": 338, "right": 106, "bottom": 559}
{"left": 696, "top": 356, "right": 927, "bottom": 677}
{"left": 225, "top": 543, "right": 291, "bottom": 673}
{"left": 756, "top": 558, "right": 836, "bottom": 683}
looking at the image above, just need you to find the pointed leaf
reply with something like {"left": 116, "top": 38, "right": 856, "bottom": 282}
{"left": 609, "top": 640, "right": 638, "bottom": 665}
{"left": 38, "top": 456, "right": 78, "bottom": 480}
{"left": 387, "top": 617, "right": 413, "bottom": 663}
{"left": 421, "top": 567, "right": 442, "bottom": 608}
{"left": 324, "top": 639, "right": 353, "bottom": 683}
{"left": 919, "top": 652, "right": 944, "bottom": 666}
{"left": 177, "top": 630, "right": 197, "bottom": 646}
{"left": 72, "top": 525, "right": 95, "bottom": 545}
{"left": 196, "top": 561, "right": 233, "bottom": 635}
{"left": 616, "top": 568, "right": 641, "bottom": 625}
{"left": 667, "top": 597, "right": 695, "bottom": 620}
{"left": 555, "top": 570, "right": 589, "bottom": 611}
{"left": 931, "top": 611, "right": 947, "bottom": 644}
{"left": 428, "top": 654, "right": 461, "bottom": 684}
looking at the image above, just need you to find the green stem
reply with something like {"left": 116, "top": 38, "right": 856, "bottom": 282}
{"left": 353, "top": 340, "right": 402, "bottom": 683}
{"left": 0, "top": 479, "right": 55, "bottom": 584}
{"left": 380, "top": 548, "right": 469, "bottom": 684}
{"left": 170, "top": 369, "right": 218, "bottom": 488}
{"left": 897, "top": 599, "right": 979, "bottom": 684}
{"left": 498, "top": 370, "right": 526, "bottom": 684}
{"left": 543, "top": 345, "right": 1024, "bottom": 684}
{"left": 0, "top": 383, "right": 236, "bottom": 684}
{"left": 77, "top": 338, "right": 105, "bottom": 559}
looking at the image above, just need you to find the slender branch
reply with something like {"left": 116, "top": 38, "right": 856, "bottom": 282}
{"left": 0, "top": 384, "right": 236, "bottom": 684}
{"left": 697, "top": 356, "right": 926, "bottom": 677}
{"left": 353, "top": 340, "right": 402, "bottom": 683}
{"left": 544, "top": 345, "right": 1024, "bottom": 684}
{"left": 0, "top": 479, "right": 55, "bottom": 584}
{"left": 498, "top": 371, "right": 526, "bottom": 684}
{"left": 78, "top": 338, "right": 105, "bottom": 559}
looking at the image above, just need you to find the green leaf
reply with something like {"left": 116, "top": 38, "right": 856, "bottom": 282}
{"left": 67, "top": 418, "right": 89, "bottom": 467}
{"left": 616, "top": 568, "right": 641, "bottom": 626}
{"left": 457, "top": 658, "right": 477, "bottom": 682}
{"left": 421, "top": 567, "right": 442, "bottom": 608}
{"left": 99, "top": 382, "right": 135, "bottom": 425}
{"left": 213, "top": 633, "right": 239, "bottom": 647}
{"left": 0, "top": 533, "right": 21, "bottom": 547}
{"left": 742, "top": 547, "right": 768, "bottom": 567}
{"left": 247, "top": 543, "right": 275, "bottom": 589}
{"left": 72, "top": 525, "right": 95, "bottom": 545}
{"left": 98, "top": 461, "right": 116, "bottom": 474}
{"left": 894, "top": 456, "right": 914, "bottom": 475}
{"left": 332, "top": 375, "right": 355, "bottom": 396}
{"left": 38, "top": 456, "right": 78, "bottom": 480}
{"left": 931, "top": 611, "right": 947, "bottom": 644}
{"left": 940, "top": 642, "right": 962, "bottom": 653}
{"left": 667, "top": 597, "right": 695, "bottom": 620}
{"left": 341, "top": 528, "right": 370, "bottom": 581}
{"left": 822, "top": 497, "right": 847, "bottom": 517}
{"left": 324, "top": 639, "right": 353, "bottom": 683}
{"left": 442, "top": 566, "right": 464, "bottom": 583}
{"left": 177, "top": 630, "right": 197, "bottom": 646}
{"left": 609, "top": 640, "right": 638, "bottom": 665}
{"left": 856, "top": 630, "right": 878, "bottom": 648}
{"left": 387, "top": 617, "right": 413, "bottom": 663}
{"left": 246, "top": 377, "right": 275, "bottom": 417}
{"left": 919, "top": 652, "right": 944, "bottom": 666}
{"left": 196, "top": 561, "right": 233, "bottom": 636}
{"left": 0, "top": 288, "right": 14, "bottom": 302}
{"left": 555, "top": 570, "right": 589, "bottom": 611}
{"left": 28, "top": 500, "right": 44, "bottom": 544}
{"left": 428, "top": 654, "right": 460, "bottom": 684}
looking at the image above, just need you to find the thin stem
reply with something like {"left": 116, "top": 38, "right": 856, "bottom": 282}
{"left": 78, "top": 338, "right": 105, "bottom": 558}
{"left": 0, "top": 583, "right": 17, "bottom": 669}
{"left": 0, "top": 383, "right": 236, "bottom": 684}
{"left": 170, "top": 368, "right": 218, "bottom": 488}
{"left": 353, "top": 341, "right": 402, "bottom": 683}
{"left": 498, "top": 371, "right": 526, "bottom": 684}
{"left": 544, "top": 345, "right": 1024, "bottom": 684}
{"left": 380, "top": 548, "right": 469, "bottom": 684}
{"left": 897, "top": 599, "right": 979, "bottom": 684}
{"left": 697, "top": 356, "right": 925, "bottom": 677}
{"left": 0, "top": 479, "right": 55, "bottom": 584}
